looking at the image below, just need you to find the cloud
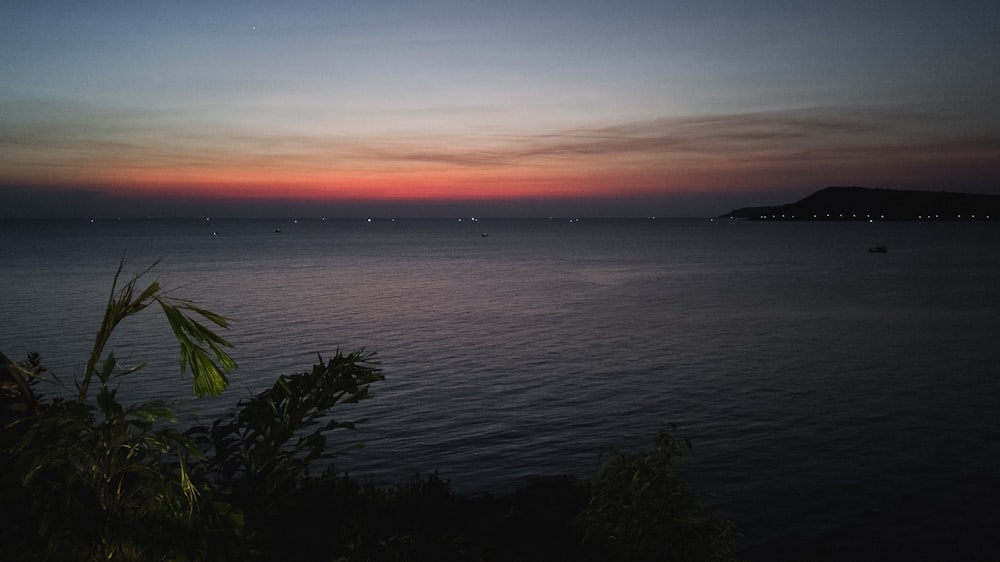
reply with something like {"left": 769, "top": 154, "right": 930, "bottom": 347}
{"left": 311, "top": 104, "right": 999, "bottom": 172}
{"left": 519, "top": 105, "right": 993, "bottom": 158}
{"left": 2, "top": 100, "right": 998, "bottom": 198}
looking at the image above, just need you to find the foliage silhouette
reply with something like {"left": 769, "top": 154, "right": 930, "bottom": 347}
{"left": 190, "top": 350, "right": 382, "bottom": 502}
{"left": 581, "top": 429, "right": 738, "bottom": 561}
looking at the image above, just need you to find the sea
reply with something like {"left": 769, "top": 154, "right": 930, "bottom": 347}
{"left": 1, "top": 216, "right": 998, "bottom": 561}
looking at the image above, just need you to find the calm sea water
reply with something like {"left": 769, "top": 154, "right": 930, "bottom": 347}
{"left": 2, "top": 217, "right": 998, "bottom": 560}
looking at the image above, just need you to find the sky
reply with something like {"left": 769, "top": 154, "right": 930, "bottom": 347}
{"left": 2, "top": 0, "right": 999, "bottom": 217}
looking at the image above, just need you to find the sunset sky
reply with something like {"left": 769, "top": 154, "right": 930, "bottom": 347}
{"left": 3, "top": 0, "right": 999, "bottom": 217}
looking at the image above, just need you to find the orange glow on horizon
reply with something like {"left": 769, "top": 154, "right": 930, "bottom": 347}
{"left": 33, "top": 158, "right": 717, "bottom": 203}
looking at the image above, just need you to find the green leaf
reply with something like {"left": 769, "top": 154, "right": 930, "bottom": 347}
{"left": 157, "top": 299, "right": 235, "bottom": 397}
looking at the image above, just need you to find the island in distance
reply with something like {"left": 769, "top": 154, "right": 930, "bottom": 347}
{"left": 720, "top": 186, "right": 1000, "bottom": 220}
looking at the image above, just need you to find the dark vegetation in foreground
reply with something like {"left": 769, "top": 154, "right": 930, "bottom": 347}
{"left": 0, "top": 264, "right": 736, "bottom": 561}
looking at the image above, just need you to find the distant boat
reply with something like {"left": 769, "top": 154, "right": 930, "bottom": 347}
{"left": 274, "top": 227, "right": 282, "bottom": 233}
{"left": 868, "top": 245, "right": 887, "bottom": 253}
{"left": 481, "top": 232, "right": 489, "bottom": 237}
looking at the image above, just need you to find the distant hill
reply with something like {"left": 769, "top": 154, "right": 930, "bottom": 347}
{"left": 720, "top": 186, "right": 1000, "bottom": 220}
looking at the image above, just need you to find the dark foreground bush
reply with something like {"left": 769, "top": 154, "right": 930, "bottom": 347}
{"left": 240, "top": 472, "right": 593, "bottom": 562}
{"left": 1, "top": 264, "right": 735, "bottom": 561}
{"left": 581, "top": 430, "right": 737, "bottom": 561}
{"left": 240, "top": 445, "right": 735, "bottom": 562}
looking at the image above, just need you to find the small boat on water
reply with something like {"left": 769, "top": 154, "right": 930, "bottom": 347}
{"left": 868, "top": 245, "right": 887, "bottom": 253}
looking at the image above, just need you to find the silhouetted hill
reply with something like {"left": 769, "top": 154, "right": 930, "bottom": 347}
{"left": 721, "top": 186, "right": 1000, "bottom": 220}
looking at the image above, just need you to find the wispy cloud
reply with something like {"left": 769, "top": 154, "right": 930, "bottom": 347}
{"left": 2, "top": 100, "right": 998, "bottom": 195}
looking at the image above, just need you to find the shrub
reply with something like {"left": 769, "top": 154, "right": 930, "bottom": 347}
{"left": 581, "top": 429, "right": 737, "bottom": 561}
